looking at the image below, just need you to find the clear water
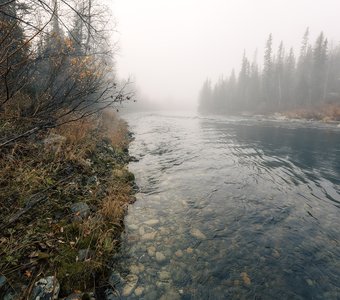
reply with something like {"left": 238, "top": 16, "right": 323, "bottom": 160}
{"left": 111, "top": 112, "right": 340, "bottom": 300}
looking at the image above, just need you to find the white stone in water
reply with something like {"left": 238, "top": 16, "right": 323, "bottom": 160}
{"left": 155, "top": 252, "right": 166, "bottom": 263}
{"left": 147, "top": 246, "right": 156, "bottom": 256}
{"left": 129, "top": 264, "right": 140, "bottom": 274}
{"left": 141, "top": 232, "right": 156, "bottom": 240}
{"left": 190, "top": 228, "right": 207, "bottom": 240}
{"left": 144, "top": 219, "right": 160, "bottom": 226}
{"left": 159, "top": 271, "right": 171, "bottom": 281}
{"left": 175, "top": 250, "right": 183, "bottom": 258}
{"left": 134, "top": 286, "right": 144, "bottom": 297}
{"left": 122, "top": 275, "right": 138, "bottom": 297}
{"left": 128, "top": 224, "right": 138, "bottom": 230}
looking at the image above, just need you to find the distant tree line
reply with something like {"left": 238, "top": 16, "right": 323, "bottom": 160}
{"left": 0, "top": 0, "right": 132, "bottom": 147}
{"left": 198, "top": 29, "right": 340, "bottom": 114}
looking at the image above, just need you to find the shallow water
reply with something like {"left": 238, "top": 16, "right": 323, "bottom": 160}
{"left": 111, "top": 112, "right": 340, "bottom": 300}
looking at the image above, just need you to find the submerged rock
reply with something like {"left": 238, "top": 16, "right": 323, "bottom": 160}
{"left": 147, "top": 246, "right": 156, "bottom": 257}
{"left": 174, "top": 250, "right": 183, "bottom": 258}
{"left": 31, "top": 276, "right": 60, "bottom": 300}
{"left": 122, "top": 275, "right": 138, "bottom": 296}
{"left": 241, "top": 272, "right": 251, "bottom": 286}
{"left": 142, "top": 232, "right": 156, "bottom": 241}
{"left": 129, "top": 264, "right": 145, "bottom": 274}
{"left": 159, "top": 271, "right": 171, "bottom": 281}
{"left": 155, "top": 252, "right": 166, "bottom": 263}
{"left": 144, "top": 219, "right": 160, "bottom": 226}
{"left": 190, "top": 228, "right": 207, "bottom": 240}
{"left": 134, "top": 286, "right": 145, "bottom": 297}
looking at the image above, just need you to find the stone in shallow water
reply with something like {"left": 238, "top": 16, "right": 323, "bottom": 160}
{"left": 122, "top": 275, "right": 138, "bottom": 297}
{"left": 144, "top": 219, "right": 160, "bottom": 226}
{"left": 175, "top": 250, "right": 183, "bottom": 258}
{"left": 190, "top": 228, "right": 207, "bottom": 240}
{"left": 155, "top": 252, "right": 166, "bottom": 263}
{"left": 241, "top": 272, "right": 251, "bottom": 286}
{"left": 134, "top": 286, "right": 144, "bottom": 296}
{"left": 147, "top": 246, "right": 156, "bottom": 256}
{"left": 129, "top": 264, "right": 140, "bottom": 274}
{"left": 159, "top": 271, "right": 171, "bottom": 281}
{"left": 186, "top": 247, "right": 194, "bottom": 254}
{"left": 272, "top": 249, "right": 280, "bottom": 258}
{"left": 142, "top": 232, "right": 156, "bottom": 241}
{"left": 160, "top": 288, "right": 181, "bottom": 300}
{"left": 128, "top": 224, "right": 138, "bottom": 230}
{"left": 306, "top": 279, "right": 314, "bottom": 286}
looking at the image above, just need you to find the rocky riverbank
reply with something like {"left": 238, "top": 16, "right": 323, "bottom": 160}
{"left": 0, "top": 111, "right": 136, "bottom": 299}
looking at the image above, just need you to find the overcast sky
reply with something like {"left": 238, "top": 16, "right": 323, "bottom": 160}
{"left": 110, "top": 0, "right": 340, "bottom": 110}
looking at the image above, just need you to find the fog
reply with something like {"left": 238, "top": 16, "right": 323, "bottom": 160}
{"left": 111, "top": 0, "right": 340, "bottom": 110}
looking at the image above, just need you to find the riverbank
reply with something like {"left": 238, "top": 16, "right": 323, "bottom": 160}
{"left": 279, "top": 103, "right": 340, "bottom": 122}
{"left": 0, "top": 110, "right": 136, "bottom": 299}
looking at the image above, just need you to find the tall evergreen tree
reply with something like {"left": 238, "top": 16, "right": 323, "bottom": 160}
{"left": 263, "top": 34, "right": 274, "bottom": 108}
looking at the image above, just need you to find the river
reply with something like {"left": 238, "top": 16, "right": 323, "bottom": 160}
{"left": 111, "top": 112, "right": 340, "bottom": 300}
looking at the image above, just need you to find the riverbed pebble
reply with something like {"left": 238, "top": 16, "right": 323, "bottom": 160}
{"left": 144, "top": 219, "right": 160, "bottom": 226}
{"left": 159, "top": 271, "right": 171, "bottom": 281}
{"left": 155, "top": 252, "right": 166, "bottom": 263}
{"left": 142, "top": 232, "right": 156, "bottom": 240}
{"left": 122, "top": 275, "right": 138, "bottom": 296}
{"left": 134, "top": 286, "right": 145, "bottom": 296}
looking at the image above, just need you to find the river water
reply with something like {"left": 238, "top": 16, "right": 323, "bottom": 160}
{"left": 111, "top": 112, "right": 340, "bottom": 300}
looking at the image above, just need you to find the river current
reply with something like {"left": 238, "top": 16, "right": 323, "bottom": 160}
{"left": 111, "top": 112, "right": 340, "bottom": 300}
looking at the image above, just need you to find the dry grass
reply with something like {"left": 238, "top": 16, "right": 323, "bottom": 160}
{"left": 0, "top": 110, "right": 135, "bottom": 298}
{"left": 284, "top": 103, "right": 340, "bottom": 121}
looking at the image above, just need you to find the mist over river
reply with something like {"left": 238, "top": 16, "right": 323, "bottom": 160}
{"left": 111, "top": 112, "right": 340, "bottom": 300}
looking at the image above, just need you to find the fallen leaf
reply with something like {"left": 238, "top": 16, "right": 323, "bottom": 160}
{"left": 24, "top": 270, "right": 32, "bottom": 278}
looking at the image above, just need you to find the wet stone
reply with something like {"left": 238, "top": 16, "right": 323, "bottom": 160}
{"left": 175, "top": 250, "right": 183, "bottom": 258}
{"left": 155, "top": 252, "right": 166, "bottom": 263}
{"left": 142, "top": 232, "right": 156, "bottom": 241}
{"left": 147, "top": 246, "right": 156, "bottom": 256}
{"left": 241, "top": 272, "right": 251, "bottom": 286}
{"left": 144, "top": 219, "right": 160, "bottom": 226}
{"left": 122, "top": 274, "right": 138, "bottom": 297}
{"left": 306, "top": 279, "right": 314, "bottom": 286}
{"left": 190, "top": 228, "right": 207, "bottom": 240}
{"left": 129, "top": 264, "right": 140, "bottom": 274}
{"left": 128, "top": 224, "right": 139, "bottom": 230}
{"left": 159, "top": 271, "right": 171, "bottom": 281}
{"left": 186, "top": 247, "right": 194, "bottom": 254}
{"left": 134, "top": 286, "right": 144, "bottom": 296}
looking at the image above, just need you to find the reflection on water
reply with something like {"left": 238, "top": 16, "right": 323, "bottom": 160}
{"left": 109, "top": 112, "right": 340, "bottom": 300}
